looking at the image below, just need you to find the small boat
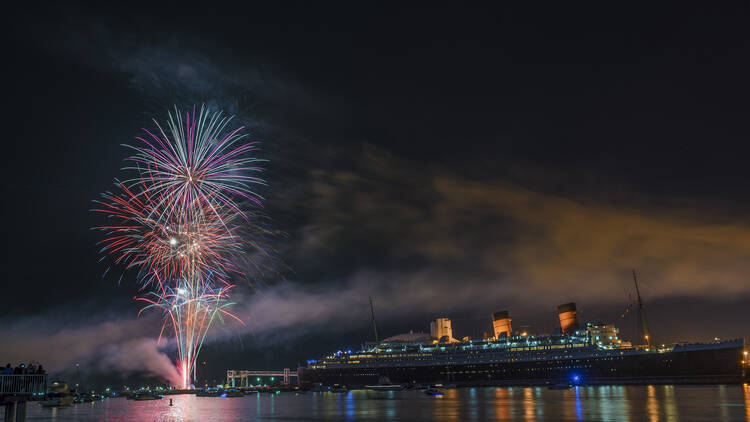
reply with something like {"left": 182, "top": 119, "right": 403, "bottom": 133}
{"left": 224, "top": 389, "right": 244, "bottom": 397}
{"left": 196, "top": 388, "right": 223, "bottom": 397}
{"left": 132, "top": 392, "right": 163, "bottom": 400}
{"left": 243, "top": 390, "right": 259, "bottom": 395}
{"left": 82, "top": 393, "right": 104, "bottom": 402}
{"left": 434, "top": 383, "right": 456, "bottom": 389}
{"left": 424, "top": 388, "right": 444, "bottom": 396}
{"left": 365, "top": 384, "right": 405, "bottom": 391}
{"left": 365, "top": 376, "right": 405, "bottom": 391}
{"left": 330, "top": 384, "right": 348, "bottom": 393}
{"left": 548, "top": 383, "right": 571, "bottom": 390}
{"left": 39, "top": 395, "right": 75, "bottom": 407}
{"left": 309, "top": 384, "right": 330, "bottom": 392}
{"left": 41, "top": 381, "right": 76, "bottom": 407}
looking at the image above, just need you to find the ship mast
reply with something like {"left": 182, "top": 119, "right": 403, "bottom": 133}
{"left": 369, "top": 296, "right": 379, "bottom": 344}
{"left": 632, "top": 269, "right": 651, "bottom": 347}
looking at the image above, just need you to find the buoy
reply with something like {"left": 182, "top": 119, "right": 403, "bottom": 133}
{"left": 169, "top": 398, "right": 173, "bottom": 406}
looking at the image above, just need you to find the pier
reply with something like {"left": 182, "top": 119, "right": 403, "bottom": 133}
{"left": 0, "top": 374, "right": 48, "bottom": 422}
{"left": 226, "top": 369, "right": 299, "bottom": 387}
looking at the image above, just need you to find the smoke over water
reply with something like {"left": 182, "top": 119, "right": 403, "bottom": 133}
{"left": 0, "top": 313, "right": 182, "bottom": 387}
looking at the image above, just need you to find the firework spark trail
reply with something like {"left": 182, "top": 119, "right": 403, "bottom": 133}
{"left": 94, "top": 183, "right": 245, "bottom": 287}
{"left": 94, "top": 105, "right": 264, "bottom": 388}
{"left": 122, "top": 105, "right": 265, "bottom": 224}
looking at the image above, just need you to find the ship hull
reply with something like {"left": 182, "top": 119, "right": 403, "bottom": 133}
{"left": 300, "top": 343, "right": 744, "bottom": 387}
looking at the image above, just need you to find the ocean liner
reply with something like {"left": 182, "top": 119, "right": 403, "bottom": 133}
{"left": 299, "top": 277, "right": 746, "bottom": 387}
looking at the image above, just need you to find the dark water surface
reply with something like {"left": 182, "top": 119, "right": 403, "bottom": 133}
{"left": 23, "top": 384, "right": 750, "bottom": 421}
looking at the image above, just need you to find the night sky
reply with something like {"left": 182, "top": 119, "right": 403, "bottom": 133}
{"left": 3, "top": 3, "right": 750, "bottom": 387}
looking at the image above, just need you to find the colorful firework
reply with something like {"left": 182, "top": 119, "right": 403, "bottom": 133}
{"left": 122, "top": 105, "right": 265, "bottom": 222}
{"left": 94, "top": 181, "right": 244, "bottom": 287}
{"left": 94, "top": 105, "right": 264, "bottom": 388}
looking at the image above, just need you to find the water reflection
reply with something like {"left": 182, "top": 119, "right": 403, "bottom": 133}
{"left": 494, "top": 386, "right": 510, "bottom": 420}
{"left": 585, "top": 386, "right": 601, "bottom": 418}
{"left": 508, "top": 387, "right": 516, "bottom": 417}
{"left": 21, "top": 385, "right": 750, "bottom": 422}
{"left": 718, "top": 384, "right": 729, "bottom": 422}
{"left": 385, "top": 390, "right": 396, "bottom": 421}
{"left": 434, "top": 388, "right": 459, "bottom": 422}
{"left": 663, "top": 385, "right": 677, "bottom": 422}
{"left": 468, "top": 387, "right": 478, "bottom": 422}
{"left": 533, "top": 387, "right": 544, "bottom": 420}
{"left": 618, "top": 385, "right": 630, "bottom": 422}
{"left": 522, "top": 388, "right": 536, "bottom": 421}
{"left": 647, "top": 385, "right": 659, "bottom": 422}
{"left": 601, "top": 385, "right": 615, "bottom": 421}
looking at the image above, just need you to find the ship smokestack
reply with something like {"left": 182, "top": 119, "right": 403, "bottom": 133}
{"left": 492, "top": 310, "right": 512, "bottom": 338}
{"left": 430, "top": 317, "right": 456, "bottom": 343}
{"left": 557, "top": 302, "right": 580, "bottom": 334}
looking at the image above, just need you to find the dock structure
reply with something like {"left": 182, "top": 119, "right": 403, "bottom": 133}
{"left": 1, "top": 374, "right": 48, "bottom": 422}
{"left": 226, "top": 369, "right": 299, "bottom": 387}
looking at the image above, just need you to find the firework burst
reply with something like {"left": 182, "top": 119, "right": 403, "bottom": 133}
{"left": 122, "top": 105, "right": 265, "bottom": 222}
{"left": 94, "top": 105, "right": 264, "bottom": 388}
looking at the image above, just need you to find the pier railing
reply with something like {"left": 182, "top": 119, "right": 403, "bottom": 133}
{"left": 0, "top": 374, "right": 48, "bottom": 395}
{"left": 227, "top": 369, "right": 299, "bottom": 386}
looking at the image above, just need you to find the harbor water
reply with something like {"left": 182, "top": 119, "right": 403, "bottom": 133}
{"left": 21, "top": 384, "right": 750, "bottom": 421}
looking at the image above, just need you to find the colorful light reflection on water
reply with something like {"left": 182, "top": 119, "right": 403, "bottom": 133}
{"left": 24, "top": 385, "right": 750, "bottom": 421}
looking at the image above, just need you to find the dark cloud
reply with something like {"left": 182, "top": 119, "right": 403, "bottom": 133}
{"left": 291, "top": 146, "right": 750, "bottom": 302}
